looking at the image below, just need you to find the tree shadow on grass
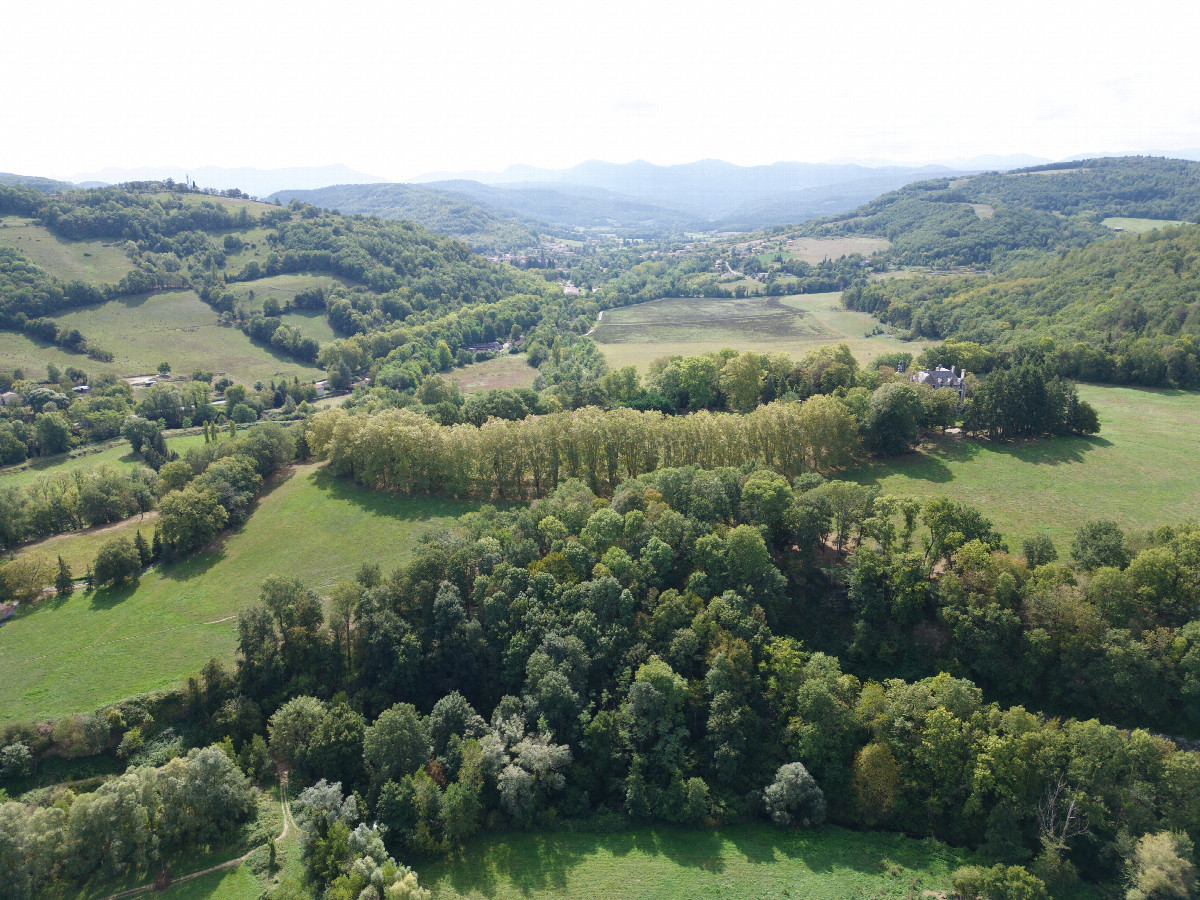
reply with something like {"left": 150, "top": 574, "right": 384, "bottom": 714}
{"left": 308, "top": 466, "right": 486, "bottom": 522}
{"left": 431, "top": 831, "right": 604, "bottom": 898}
{"left": 89, "top": 579, "right": 141, "bottom": 609}
{"left": 425, "top": 824, "right": 908, "bottom": 897}
{"left": 983, "top": 434, "right": 1112, "bottom": 465}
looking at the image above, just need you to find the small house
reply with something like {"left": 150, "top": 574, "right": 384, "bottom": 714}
{"left": 0, "top": 391, "right": 18, "bottom": 407}
{"left": 0, "top": 602, "right": 17, "bottom": 623}
{"left": 72, "top": 384, "right": 91, "bottom": 394}
{"left": 314, "top": 380, "right": 328, "bottom": 397}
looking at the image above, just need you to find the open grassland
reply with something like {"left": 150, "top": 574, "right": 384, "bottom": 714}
{"left": 447, "top": 353, "right": 538, "bottom": 394}
{"left": 852, "top": 384, "right": 1200, "bottom": 547}
{"left": 0, "top": 215, "right": 135, "bottom": 284}
{"left": 18, "top": 513, "right": 159, "bottom": 573}
{"left": 594, "top": 292, "right": 927, "bottom": 371}
{"left": 50, "top": 290, "right": 325, "bottom": 383}
{"left": 0, "top": 428, "right": 210, "bottom": 489}
{"left": 1102, "top": 216, "right": 1191, "bottom": 232}
{"left": 418, "top": 825, "right": 977, "bottom": 900}
{"left": 0, "top": 463, "right": 479, "bottom": 724}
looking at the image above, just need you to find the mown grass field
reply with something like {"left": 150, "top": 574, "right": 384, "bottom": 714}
{"left": 447, "top": 353, "right": 538, "bottom": 394}
{"left": 18, "top": 513, "right": 159, "bottom": 574}
{"left": 417, "top": 825, "right": 975, "bottom": 900}
{"left": 594, "top": 292, "right": 927, "bottom": 371}
{"left": 0, "top": 215, "right": 135, "bottom": 284}
{"left": 50, "top": 290, "right": 325, "bottom": 383}
{"left": 0, "top": 463, "right": 479, "bottom": 724}
{"left": 1102, "top": 216, "right": 1191, "bottom": 232}
{"left": 753, "top": 235, "right": 892, "bottom": 265}
{"left": 852, "top": 384, "right": 1200, "bottom": 547}
{"left": 0, "top": 428, "right": 210, "bottom": 489}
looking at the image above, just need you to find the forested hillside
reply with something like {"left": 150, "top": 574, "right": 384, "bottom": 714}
{"left": 810, "top": 156, "right": 1200, "bottom": 268}
{"left": 269, "top": 182, "right": 542, "bottom": 253}
{"left": 845, "top": 224, "right": 1200, "bottom": 386}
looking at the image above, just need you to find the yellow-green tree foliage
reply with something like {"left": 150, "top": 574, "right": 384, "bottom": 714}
{"left": 308, "top": 396, "right": 857, "bottom": 500}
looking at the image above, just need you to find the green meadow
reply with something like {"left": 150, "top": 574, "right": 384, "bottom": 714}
{"left": 0, "top": 216, "right": 135, "bottom": 285}
{"left": 853, "top": 384, "right": 1200, "bottom": 547}
{"left": 1101, "top": 216, "right": 1191, "bottom": 233}
{"left": 417, "top": 825, "right": 980, "bottom": 900}
{"left": 51, "top": 290, "right": 325, "bottom": 383}
{"left": 0, "top": 463, "right": 479, "bottom": 724}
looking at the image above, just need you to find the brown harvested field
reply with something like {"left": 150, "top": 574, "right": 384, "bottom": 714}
{"left": 775, "top": 236, "right": 891, "bottom": 263}
{"left": 593, "top": 292, "right": 928, "bottom": 372}
{"left": 446, "top": 353, "right": 538, "bottom": 394}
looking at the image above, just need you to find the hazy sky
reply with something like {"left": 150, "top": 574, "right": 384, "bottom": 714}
{"left": 9, "top": 0, "right": 1200, "bottom": 181}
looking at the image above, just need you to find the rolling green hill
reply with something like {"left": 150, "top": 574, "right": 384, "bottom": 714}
{"left": 808, "top": 156, "right": 1200, "bottom": 268}
{"left": 268, "top": 182, "right": 541, "bottom": 253}
{"left": 0, "top": 182, "right": 554, "bottom": 383}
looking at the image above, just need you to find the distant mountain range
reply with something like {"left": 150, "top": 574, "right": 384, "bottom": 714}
{"left": 273, "top": 159, "right": 999, "bottom": 245}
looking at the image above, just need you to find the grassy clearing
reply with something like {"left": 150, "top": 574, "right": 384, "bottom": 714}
{"left": 753, "top": 236, "right": 892, "bottom": 265}
{"left": 0, "top": 215, "right": 135, "bottom": 284}
{"left": 1102, "top": 216, "right": 1191, "bottom": 232}
{"left": 152, "top": 866, "right": 264, "bottom": 900}
{"left": 851, "top": 384, "right": 1200, "bottom": 547}
{"left": 0, "top": 428, "right": 211, "bottom": 489}
{"left": 50, "top": 290, "right": 325, "bottom": 383}
{"left": 0, "top": 463, "right": 480, "bottom": 724}
{"left": 447, "top": 354, "right": 538, "bottom": 394}
{"left": 418, "top": 824, "right": 975, "bottom": 900}
{"left": 0, "top": 331, "right": 105, "bottom": 380}
{"left": 594, "top": 292, "right": 927, "bottom": 372}
{"left": 225, "top": 273, "right": 346, "bottom": 310}
{"left": 17, "top": 513, "right": 159, "bottom": 573}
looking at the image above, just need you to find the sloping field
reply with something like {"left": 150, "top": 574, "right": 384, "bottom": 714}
{"left": 49, "top": 290, "right": 325, "bottom": 383}
{"left": 852, "top": 384, "right": 1200, "bottom": 547}
{"left": 0, "top": 463, "right": 479, "bottom": 723}
{"left": 418, "top": 825, "right": 977, "bottom": 900}
{"left": 0, "top": 215, "right": 135, "bottom": 284}
{"left": 593, "top": 292, "right": 926, "bottom": 371}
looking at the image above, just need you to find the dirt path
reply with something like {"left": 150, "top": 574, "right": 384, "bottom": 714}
{"left": 96, "top": 775, "right": 291, "bottom": 900}
{"left": 584, "top": 309, "right": 603, "bottom": 336}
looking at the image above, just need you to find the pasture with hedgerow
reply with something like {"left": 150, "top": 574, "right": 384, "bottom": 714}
{"left": 3, "top": 130, "right": 1200, "bottom": 900}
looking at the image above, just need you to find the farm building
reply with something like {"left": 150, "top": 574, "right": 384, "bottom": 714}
{"left": 912, "top": 365, "right": 968, "bottom": 401}
{"left": 72, "top": 384, "right": 91, "bottom": 394}
{"left": 0, "top": 602, "right": 17, "bottom": 623}
{"left": 314, "top": 380, "right": 328, "bottom": 397}
{"left": 465, "top": 342, "right": 503, "bottom": 354}
{"left": 0, "top": 391, "right": 18, "bottom": 406}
